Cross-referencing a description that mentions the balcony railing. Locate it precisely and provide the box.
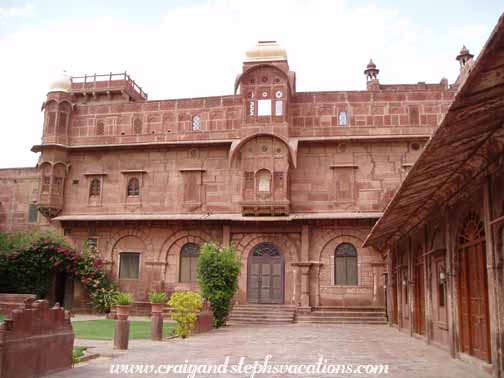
[70,72,148,100]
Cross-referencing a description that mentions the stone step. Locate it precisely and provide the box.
[297,315,387,320]
[312,306,386,312]
[229,312,294,319]
[228,318,295,324]
[232,305,297,310]
[296,319,387,324]
[230,309,296,315]
[297,312,386,318]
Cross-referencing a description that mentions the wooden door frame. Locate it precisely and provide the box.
[457,234,491,362]
[246,244,285,304]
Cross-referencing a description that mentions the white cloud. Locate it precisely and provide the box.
[0,0,490,167]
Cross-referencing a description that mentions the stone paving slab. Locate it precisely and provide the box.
[48,324,489,378]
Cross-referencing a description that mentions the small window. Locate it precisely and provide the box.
[249,101,255,116]
[119,252,140,279]
[28,204,38,223]
[180,243,200,283]
[87,238,98,251]
[256,170,272,193]
[192,115,201,131]
[127,177,140,196]
[89,178,101,197]
[133,118,143,134]
[275,100,283,116]
[438,263,446,307]
[334,243,358,285]
[46,112,57,134]
[57,112,68,134]
[258,99,272,116]
[96,121,105,136]
[339,111,347,126]
[41,177,51,193]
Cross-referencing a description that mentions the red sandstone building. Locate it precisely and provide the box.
[0,40,457,309]
[4,23,504,374]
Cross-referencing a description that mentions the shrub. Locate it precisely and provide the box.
[115,292,133,305]
[197,243,241,328]
[148,291,167,304]
[0,230,118,312]
[168,291,202,338]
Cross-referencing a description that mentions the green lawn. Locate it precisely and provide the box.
[73,320,175,340]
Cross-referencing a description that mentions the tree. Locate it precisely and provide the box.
[197,243,241,327]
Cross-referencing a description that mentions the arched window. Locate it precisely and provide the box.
[334,243,358,285]
[256,169,272,193]
[52,164,66,196]
[40,163,51,193]
[127,177,140,196]
[179,243,200,283]
[192,115,201,131]
[89,178,101,197]
[339,111,347,126]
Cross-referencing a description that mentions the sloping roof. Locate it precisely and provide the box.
[364,13,504,250]
[54,212,383,222]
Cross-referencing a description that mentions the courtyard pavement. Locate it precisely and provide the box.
[48,323,488,378]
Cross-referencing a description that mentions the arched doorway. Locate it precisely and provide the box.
[457,211,491,362]
[247,242,284,304]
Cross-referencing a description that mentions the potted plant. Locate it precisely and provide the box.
[115,292,134,320]
[149,291,167,314]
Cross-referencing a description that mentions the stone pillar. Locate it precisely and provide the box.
[114,320,130,350]
[313,263,322,307]
[300,265,311,309]
[151,313,163,341]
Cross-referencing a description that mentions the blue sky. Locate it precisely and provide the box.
[0,0,502,167]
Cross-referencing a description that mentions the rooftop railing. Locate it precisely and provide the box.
[70,71,148,100]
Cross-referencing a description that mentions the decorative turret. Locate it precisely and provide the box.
[456,45,474,69]
[48,70,72,93]
[364,59,380,90]
[364,59,379,81]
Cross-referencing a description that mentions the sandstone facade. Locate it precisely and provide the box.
[0,41,456,311]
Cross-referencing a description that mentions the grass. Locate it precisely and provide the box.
[73,319,176,340]
[0,314,4,323]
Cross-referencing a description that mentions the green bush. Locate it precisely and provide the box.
[197,243,241,328]
[168,291,202,338]
[148,291,167,304]
[115,292,133,305]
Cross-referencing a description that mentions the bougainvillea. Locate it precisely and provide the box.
[0,231,117,312]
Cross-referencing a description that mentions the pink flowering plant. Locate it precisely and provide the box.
[0,230,117,312]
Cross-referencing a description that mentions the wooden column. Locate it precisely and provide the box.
[483,179,502,377]
[424,227,433,345]
[445,212,457,358]
[222,225,230,247]
[386,251,393,326]
[408,236,414,337]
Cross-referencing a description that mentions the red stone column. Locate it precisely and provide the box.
[151,313,163,341]
[114,320,130,350]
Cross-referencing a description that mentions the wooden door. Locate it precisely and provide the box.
[457,211,491,362]
[247,243,284,304]
[414,258,426,335]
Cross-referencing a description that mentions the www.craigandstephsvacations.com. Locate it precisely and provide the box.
[109,356,390,377]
